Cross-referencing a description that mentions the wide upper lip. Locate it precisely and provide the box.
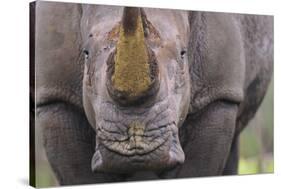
[96,122,175,156]
[94,96,177,156]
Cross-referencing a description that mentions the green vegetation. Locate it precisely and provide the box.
[239,81,274,174]
[239,157,274,174]
[36,163,57,187]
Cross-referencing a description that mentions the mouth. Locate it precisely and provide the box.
[91,101,185,173]
[97,120,172,156]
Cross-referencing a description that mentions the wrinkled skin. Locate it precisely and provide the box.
[35,1,273,185]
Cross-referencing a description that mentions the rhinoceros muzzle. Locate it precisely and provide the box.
[92,122,185,173]
[91,97,185,174]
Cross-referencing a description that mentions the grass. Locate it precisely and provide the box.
[239,157,274,175]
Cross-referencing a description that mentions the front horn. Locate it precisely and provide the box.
[106,7,159,106]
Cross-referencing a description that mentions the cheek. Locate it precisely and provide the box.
[84,55,109,94]
[83,63,92,88]
[159,58,177,87]
[82,58,112,129]
[163,59,188,91]
[82,78,96,130]
[177,70,191,126]
[158,57,191,125]
[178,84,191,126]
[167,63,176,80]
[167,61,191,126]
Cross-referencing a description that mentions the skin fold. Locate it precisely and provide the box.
[35,1,273,185]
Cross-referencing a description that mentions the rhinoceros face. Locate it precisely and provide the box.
[81,6,191,174]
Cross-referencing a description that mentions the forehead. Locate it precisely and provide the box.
[80,5,123,41]
[81,5,189,43]
[144,8,189,42]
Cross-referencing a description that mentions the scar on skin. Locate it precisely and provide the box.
[106,22,120,41]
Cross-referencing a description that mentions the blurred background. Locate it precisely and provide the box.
[34,81,274,187]
[239,80,274,174]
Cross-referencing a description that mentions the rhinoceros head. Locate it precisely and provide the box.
[81,6,191,174]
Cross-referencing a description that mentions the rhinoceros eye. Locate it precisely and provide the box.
[83,49,89,59]
[180,50,186,58]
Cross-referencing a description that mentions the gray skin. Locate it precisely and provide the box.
[35,1,273,185]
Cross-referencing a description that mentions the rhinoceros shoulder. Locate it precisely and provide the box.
[188,12,273,117]
[188,12,245,113]
[35,1,84,110]
[235,14,273,134]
